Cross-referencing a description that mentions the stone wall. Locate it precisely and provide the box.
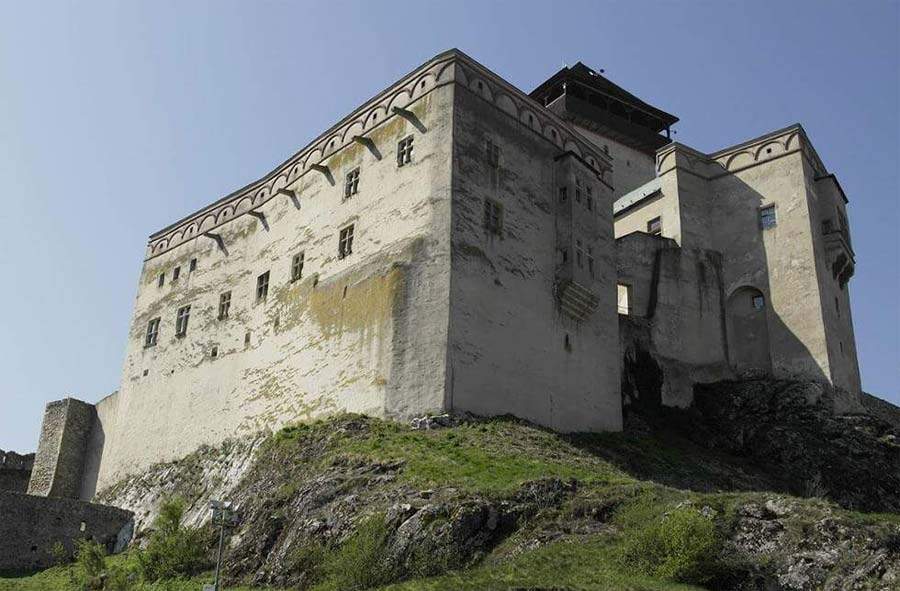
[616,233,732,407]
[27,398,95,498]
[446,78,621,432]
[0,450,34,493]
[88,70,457,495]
[0,491,133,573]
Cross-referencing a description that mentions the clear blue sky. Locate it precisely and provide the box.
[1,1,897,452]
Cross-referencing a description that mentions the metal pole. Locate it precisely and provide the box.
[213,520,225,591]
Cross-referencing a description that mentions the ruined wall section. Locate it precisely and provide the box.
[0,491,133,573]
[27,398,95,498]
[446,78,621,432]
[616,233,731,407]
[90,82,456,494]
[0,450,34,493]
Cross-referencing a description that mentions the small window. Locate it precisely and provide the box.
[145,317,160,347]
[397,136,414,167]
[835,296,840,318]
[575,239,584,268]
[486,138,500,169]
[218,291,231,320]
[344,168,360,199]
[244,331,251,347]
[483,199,502,234]
[617,284,631,315]
[189,258,197,272]
[560,248,568,263]
[291,252,305,282]
[564,333,572,352]
[558,186,568,203]
[210,345,218,359]
[587,245,595,277]
[338,224,355,259]
[647,217,662,236]
[586,185,593,211]
[751,294,765,311]
[175,305,191,337]
[158,273,165,288]
[256,272,270,302]
[575,177,582,203]
[172,266,181,282]
[759,205,777,229]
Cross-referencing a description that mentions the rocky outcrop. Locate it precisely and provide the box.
[680,380,900,513]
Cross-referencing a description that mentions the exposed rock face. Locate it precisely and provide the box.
[683,380,900,513]
[724,497,899,591]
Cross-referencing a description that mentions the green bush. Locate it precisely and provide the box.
[617,502,722,584]
[138,498,210,582]
[71,539,137,591]
[315,514,393,591]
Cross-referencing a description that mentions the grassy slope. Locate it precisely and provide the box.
[3,415,895,591]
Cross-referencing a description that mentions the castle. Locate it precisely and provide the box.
[26,50,860,501]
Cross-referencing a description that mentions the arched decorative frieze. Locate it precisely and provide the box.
[724,151,754,171]
[784,131,799,151]
[495,93,518,117]
[145,51,610,258]
[755,140,785,160]
[656,150,675,173]
[563,140,582,157]
[236,196,254,214]
[387,90,412,114]
[199,215,216,233]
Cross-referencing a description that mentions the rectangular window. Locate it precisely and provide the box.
[344,168,360,199]
[617,284,632,315]
[560,248,568,264]
[558,186,567,203]
[486,138,500,169]
[145,317,160,347]
[397,136,414,167]
[586,185,593,211]
[256,272,270,302]
[575,177,582,203]
[338,225,355,259]
[218,291,231,320]
[175,305,191,337]
[575,239,584,268]
[189,258,197,272]
[647,217,662,236]
[172,266,181,282]
[158,273,165,287]
[291,252,305,282]
[759,205,777,229]
[483,199,502,234]
[752,294,765,310]
[587,245,595,277]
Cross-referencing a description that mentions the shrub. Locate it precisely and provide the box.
[138,498,210,581]
[315,514,393,591]
[617,502,722,584]
[74,538,107,590]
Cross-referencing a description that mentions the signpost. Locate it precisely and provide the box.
[203,500,239,591]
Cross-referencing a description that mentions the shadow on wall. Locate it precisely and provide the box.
[716,175,830,387]
[78,418,106,501]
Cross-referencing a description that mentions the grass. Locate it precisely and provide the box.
[0,558,271,591]
[5,413,898,591]
[336,417,634,494]
[376,536,706,591]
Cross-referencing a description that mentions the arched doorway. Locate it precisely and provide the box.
[726,286,772,375]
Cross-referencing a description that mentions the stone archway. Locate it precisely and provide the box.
[726,286,772,375]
